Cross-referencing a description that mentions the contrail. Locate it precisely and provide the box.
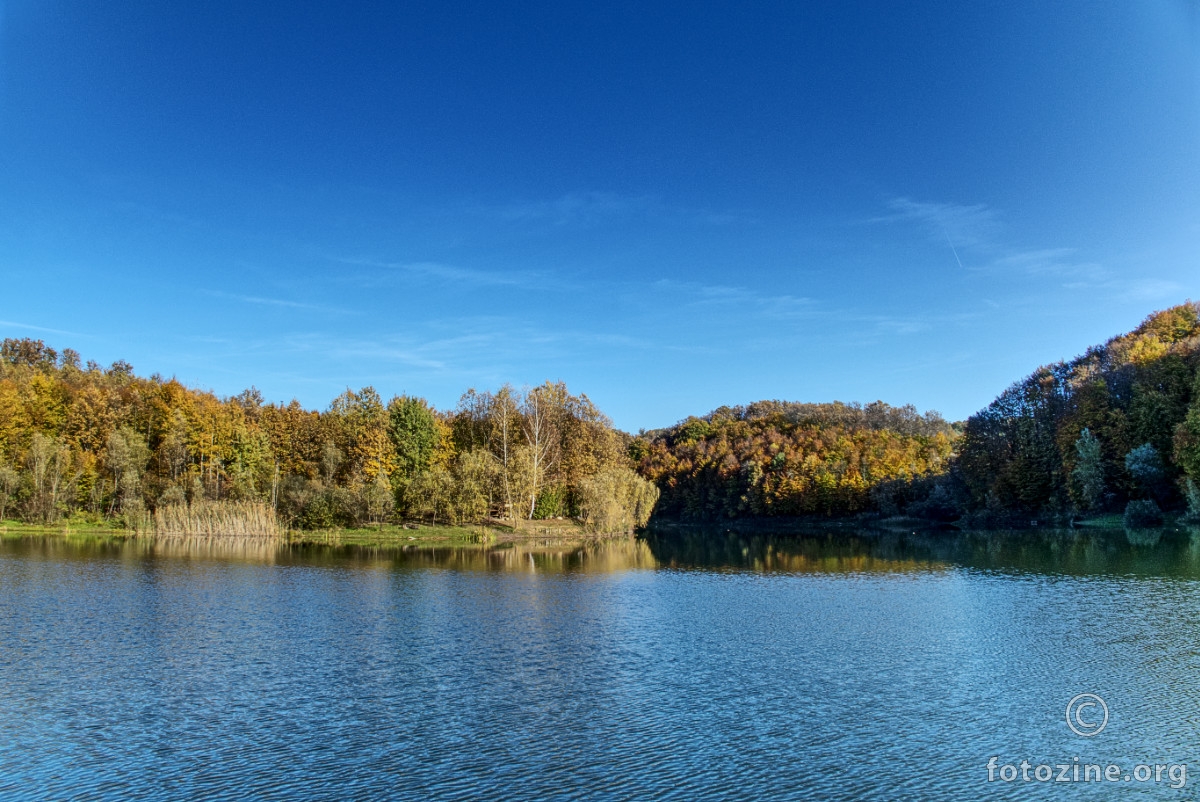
[943,228,964,269]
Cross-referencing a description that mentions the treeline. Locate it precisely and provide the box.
[0,339,657,532]
[632,401,957,519]
[7,301,1198,534]
[953,302,1200,526]
[636,303,1200,527]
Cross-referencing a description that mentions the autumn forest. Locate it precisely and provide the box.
[2,302,1199,534]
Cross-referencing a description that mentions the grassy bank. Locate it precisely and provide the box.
[287,517,596,546]
[0,519,130,540]
[0,516,600,546]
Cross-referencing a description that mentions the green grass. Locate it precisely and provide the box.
[286,517,594,546]
[287,522,497,547]
[0,518,133,540]
[0,515,599,546]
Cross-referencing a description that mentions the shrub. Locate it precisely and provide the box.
[1124,499,1164,529]
[577,467,660,533]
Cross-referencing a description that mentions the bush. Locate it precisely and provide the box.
[1125,443,1166,501]
[298,493,335,530]
[1124,499,1164,529]
[577,467,660,533]
[532,484,567,519]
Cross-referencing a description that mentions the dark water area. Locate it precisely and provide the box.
[2,526,1200,800]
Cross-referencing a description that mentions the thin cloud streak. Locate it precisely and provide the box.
[488,191,753,228]
[880,195,1182,301]
[334,257,544,288]
[657,280,818,320]
[876,197,1000,251]
[0,320,79,336]
[203,290,349,313]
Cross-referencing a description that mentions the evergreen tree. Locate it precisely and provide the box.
[1072,428,1105,511]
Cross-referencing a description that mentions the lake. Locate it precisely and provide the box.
[2,526,1199,800]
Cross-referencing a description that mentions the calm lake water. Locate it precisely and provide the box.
[3,526,1200,800]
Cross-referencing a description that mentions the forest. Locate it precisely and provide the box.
[632,401,957,519]
[0,340,657,534]
[953,302,1200,527]
[2,302,1198,533]
[634,302,1200,526]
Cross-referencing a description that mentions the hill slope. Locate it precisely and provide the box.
[957,302,1200,520]
[633,401,957,520]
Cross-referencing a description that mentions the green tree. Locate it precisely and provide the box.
[329,387,394,480]
[0,462,17,521]
[387,395,438,479]
[1124,443,1165,501]
[106,426,150,516]
[1175,399,1200,482]
[577,466,660,533]
[1071,428,1105,511]
[1182,478,1200,523]
[364,468,394,528]
[407,467,454,525]
[26,432,71,524]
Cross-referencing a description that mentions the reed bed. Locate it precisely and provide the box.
[153,501,283,540]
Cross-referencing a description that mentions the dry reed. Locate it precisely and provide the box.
[153,501,283,540]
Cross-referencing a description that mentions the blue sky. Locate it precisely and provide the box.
[1,0,1197,431]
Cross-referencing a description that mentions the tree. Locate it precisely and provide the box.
[1071,429,1105,511]
[0,462,17,521]
[577,467,660,533]
[364,468,394,528]
[1175,391,1200,482]
[320,441,342,485]
[26,432,70,524]
[521,383,563,519]
[387,395,439,479]
[1124,443,1165,501]
[406,467,454,525]
[106,426,150,515]
[486,386,520,519]
[328,387,394,480]
[451,448,501,523]
[1182,478,1200,523]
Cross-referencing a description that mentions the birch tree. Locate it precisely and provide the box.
[521,383,563,519]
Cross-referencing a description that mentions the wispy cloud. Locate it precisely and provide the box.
[1063,276,1184,301]
[0,320,78,336]
[488,191,750,228]
[878,195,1181,301]
[877,197,1000,252]
[989,247,1105,281]
[203,290,349,314]
[657,280,818,320]
[333,257,542,288]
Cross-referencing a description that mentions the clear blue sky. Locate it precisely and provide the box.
[2,1,1197,431]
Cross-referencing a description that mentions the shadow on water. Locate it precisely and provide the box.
[5,524,1200,578]
[640,522,1200,578]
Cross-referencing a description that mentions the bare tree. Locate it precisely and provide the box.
[521,384,562,519]
[480,386,518,519]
